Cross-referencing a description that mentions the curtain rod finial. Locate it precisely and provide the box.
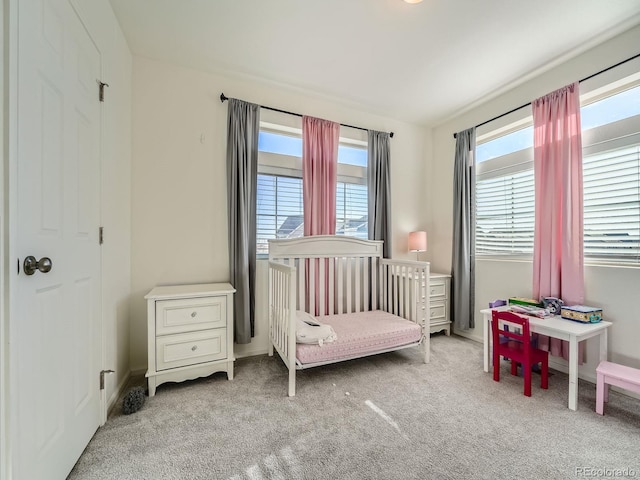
[390,132,394,138]
[220,93,228,103]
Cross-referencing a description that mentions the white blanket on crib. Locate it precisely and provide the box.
[295,311,337,346]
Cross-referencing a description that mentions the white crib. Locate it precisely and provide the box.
[268,235,430,396]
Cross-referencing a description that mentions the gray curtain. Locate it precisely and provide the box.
[367,130,392,258]
[226,98,260,344]
[451,128,476,330]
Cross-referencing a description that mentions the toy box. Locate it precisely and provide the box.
[561,305,603,323]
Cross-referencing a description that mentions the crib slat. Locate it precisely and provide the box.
[277,269,282,352]
[276,269,282,353]
[269,267,274,345]
[309,260,316,316]
[403,265,408,319]
[274,268,278,342]
[387,265,398,313]
[337,257,344,314]
[363,257,369,311]
[346,257,352,313]
[328,257,335,315]
[287,264,297,383]
[398,265,404,318]
[371,258,377,310]
[405,266,410,318]
[285,269,289,354]
[319,259,326,316]
[354,257,361,313]
[411,266,418,322]
[392,265,398,315]
[383,263,389,313]
[298,259,305,312]
[383,263,389,312]
[382,262,387,311]
[280,270,285,354]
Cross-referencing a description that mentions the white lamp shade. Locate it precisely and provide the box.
[408,231,427,252]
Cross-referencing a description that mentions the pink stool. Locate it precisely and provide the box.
[596,361,640,415]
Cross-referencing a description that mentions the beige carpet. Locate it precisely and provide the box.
[69,334,640,480]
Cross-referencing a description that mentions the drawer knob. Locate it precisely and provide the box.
[430,289,435,295]
[191,311,197,318]
[191,345,198,351]
[431,310,436,316]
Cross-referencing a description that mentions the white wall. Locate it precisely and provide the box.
[130,56,430,370]
[1,1,7,476]
[431,25,640,379]
[69,0,133,408]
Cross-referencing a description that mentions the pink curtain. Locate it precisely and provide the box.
[532,82,585,361]
[302,116,339,314]
[302,116,339,236]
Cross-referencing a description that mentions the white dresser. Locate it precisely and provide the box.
[428,273,451,335]
[145,283,235,396]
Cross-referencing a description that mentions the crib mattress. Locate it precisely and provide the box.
[296,310,422,365]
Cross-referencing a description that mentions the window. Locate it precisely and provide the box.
[475,81,640,262]
[257,175,303,255]
[583,145,640,260]
[256,123,368,254]
[476,170,535,255]
[476,123,535,256]
[476,126,533,164]
[336,182,368,237]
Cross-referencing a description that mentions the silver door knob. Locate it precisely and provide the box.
[23,256,52,275]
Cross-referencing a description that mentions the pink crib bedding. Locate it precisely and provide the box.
[295,310,422,365]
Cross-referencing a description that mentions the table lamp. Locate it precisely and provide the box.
[408,231,427,260]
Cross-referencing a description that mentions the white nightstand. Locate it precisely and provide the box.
[145,283,235,396]
[428,273,451,335]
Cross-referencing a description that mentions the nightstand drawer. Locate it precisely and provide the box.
[429,283,446,298]
[430,303,446,320]
[156,329,227,371]
[156,296,226,335]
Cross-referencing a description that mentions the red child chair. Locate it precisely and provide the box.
[491,310,549,397]
[489,300,510,360]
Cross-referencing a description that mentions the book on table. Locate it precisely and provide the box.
[509,304,551,318]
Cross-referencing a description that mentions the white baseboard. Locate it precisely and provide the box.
[234,347,269,359]
[107,371,131,416]
[452,330,480,342]
[130,367,147,377]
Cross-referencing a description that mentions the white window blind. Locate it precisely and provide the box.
[256,174,303,255]
[256,174,369,253]
[336,182,368,238]
[476,169,535,255]
[583,145,640,261]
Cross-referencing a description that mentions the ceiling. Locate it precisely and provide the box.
[109,0,640,126]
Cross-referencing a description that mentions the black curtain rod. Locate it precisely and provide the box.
[453,51,640,139]
[220,93,394,138]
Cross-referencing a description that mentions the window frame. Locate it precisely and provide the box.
[256,119,369,257]
[474,76,640,265]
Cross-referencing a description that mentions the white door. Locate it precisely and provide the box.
[13,0,102,478]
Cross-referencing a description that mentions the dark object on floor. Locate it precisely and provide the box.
[122,386,146,415]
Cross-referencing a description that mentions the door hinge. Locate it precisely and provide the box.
[99,226,104,245]
[98,81,109,102]
[100,370,115,390]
